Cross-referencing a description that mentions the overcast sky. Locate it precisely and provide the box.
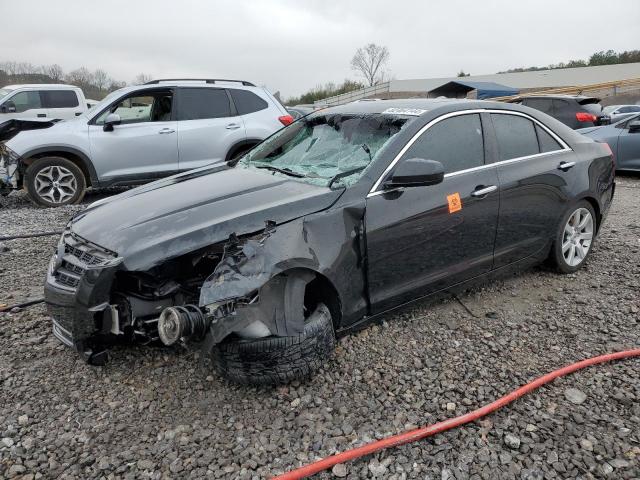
[3,0,639,99]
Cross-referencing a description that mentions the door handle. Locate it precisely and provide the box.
[226,123,241,130]
[558,161,576,171]
[37,113,46,118]
[471,185,498,197]
[158,128,175,134]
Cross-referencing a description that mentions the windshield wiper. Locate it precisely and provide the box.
[327,166,366,189]
[361,143,372,161]
[255,165,306,178]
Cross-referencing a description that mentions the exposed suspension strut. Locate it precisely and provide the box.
[157,305,209,345]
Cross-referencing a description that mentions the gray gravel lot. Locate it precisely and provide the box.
[1,178,639,480]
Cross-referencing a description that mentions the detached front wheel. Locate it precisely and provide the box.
[25,157,86,207]
[211,303,336,386]
[549,201,596,273]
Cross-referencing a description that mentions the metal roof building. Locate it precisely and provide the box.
[316,62,640,106]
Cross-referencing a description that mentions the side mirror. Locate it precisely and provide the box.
[628,121,640,133]
[103,113,121,132]
[1,101,16,113]
[384,158,445,189]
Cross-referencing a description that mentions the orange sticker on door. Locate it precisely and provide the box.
[447,193,462,213]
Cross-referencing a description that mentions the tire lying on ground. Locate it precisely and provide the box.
[25,156,86,207]
[211,303,336,386]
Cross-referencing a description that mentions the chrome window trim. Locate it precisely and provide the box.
[367,109,572,197]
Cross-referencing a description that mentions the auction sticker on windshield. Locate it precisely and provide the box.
[382,108,427,116]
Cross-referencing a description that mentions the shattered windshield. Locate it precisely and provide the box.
[0,88,13,100]
[239,112,410,188]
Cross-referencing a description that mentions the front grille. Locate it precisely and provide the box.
[51,232,117,291]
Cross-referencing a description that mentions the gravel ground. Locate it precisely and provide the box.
[1,178,639,480]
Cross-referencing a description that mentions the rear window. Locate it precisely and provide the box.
[229,89,268,115]
[491,114,539,161]
[42,90,79,108]
[178,88,231,120]
[535,124,562,153]
[523,98,553,115]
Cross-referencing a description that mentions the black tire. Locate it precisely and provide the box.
[548,200,597,274]
[211,303,336,386]
[25,157,86,207]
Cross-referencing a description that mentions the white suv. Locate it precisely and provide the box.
[0,79,292,206]
[0,84,88,120]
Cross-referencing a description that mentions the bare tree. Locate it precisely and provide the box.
[133,73,153,85]
[46,64,64,82]
[92,69,110,91]
[65,67,92,88]
[350,43,389,87]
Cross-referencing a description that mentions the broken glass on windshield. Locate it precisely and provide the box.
[239,113,410,187]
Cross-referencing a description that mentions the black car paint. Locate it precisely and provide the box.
[43,99,615,362]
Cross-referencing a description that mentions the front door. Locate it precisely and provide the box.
[2,90,48,119]
[366,113,500,313]
[617,116,640,171]
[88,89,179,183]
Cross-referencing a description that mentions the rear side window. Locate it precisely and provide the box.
[401,113,484,174]
[491,114,539,161]
[178,88,231,120]
[229,89,269,115]
[618,106,640,114]
[7,91,42,112]
[43,90,79,108]
[552,99,571,113]
[524,98,553,115]
[535,124,562,153]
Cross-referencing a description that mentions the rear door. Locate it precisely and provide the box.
[42,89,84,120]
[176,87,246,170]
[489,112,575,268]
[366,112,500,312]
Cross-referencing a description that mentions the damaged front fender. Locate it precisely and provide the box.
[199,202,368,343]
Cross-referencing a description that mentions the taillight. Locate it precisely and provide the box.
[278,115,294,126]
[576,112,598,123]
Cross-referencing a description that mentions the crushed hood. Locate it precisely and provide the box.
[70,165,343,270]
[0,118,58,142]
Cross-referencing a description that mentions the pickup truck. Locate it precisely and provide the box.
[0,84,88,121]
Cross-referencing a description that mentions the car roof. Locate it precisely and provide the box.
[314,98,492,116]
[3,84,80,90]
[515,94,600,101]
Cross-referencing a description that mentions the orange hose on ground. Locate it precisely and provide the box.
[273,349,640,480]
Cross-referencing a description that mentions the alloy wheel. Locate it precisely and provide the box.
[562,207,593,267]
[34,165,78,204]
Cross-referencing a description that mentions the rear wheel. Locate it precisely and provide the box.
[549,201,596,273]
[25,157,86,207]
[211,303,336,386]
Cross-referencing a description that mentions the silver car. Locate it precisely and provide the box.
[0,79,292,206]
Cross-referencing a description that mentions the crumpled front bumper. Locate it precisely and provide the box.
[44,231,122,360]
[0,143,21,193]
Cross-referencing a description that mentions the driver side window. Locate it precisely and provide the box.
[400,114,484,174]
[95,91,173,125]
[8,91,42,113]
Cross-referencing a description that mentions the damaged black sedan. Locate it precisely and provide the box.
[44,99,615,385]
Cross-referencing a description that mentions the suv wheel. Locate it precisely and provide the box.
[549,200,596,273]
[211,303,336,386]
[25,157,86,207]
